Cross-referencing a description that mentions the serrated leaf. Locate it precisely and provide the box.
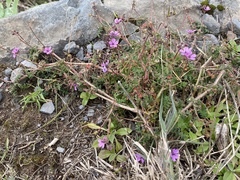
[115,128,132,136]
[99,150,111,159]
[92,139,99,148]
[115,139,122,152]
[116,155,126,162]
[109,153,117,162]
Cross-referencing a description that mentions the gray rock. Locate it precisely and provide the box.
[0,0,114,65]
[4,67,12,76]
[197,34,219,52]
[87,44,93,54]
[76,47,84,60]
[83,116,89,121]
[202,14,220,35]
[87,108,95,117]
[128,32,142,43]
[3,77,10,81]
[40,100,55,114]
[78,104,85,110]
[10,67,24,82]
[93,41,106,51]
[116,22,139,36]
[229,18,240,35]
[63,41,79,54]
[56,147,65,153]
[20,60,37,69]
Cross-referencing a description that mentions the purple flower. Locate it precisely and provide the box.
[109,30,120,37]
[98,136,108,149]
[73,83,78,91]
[43,46,52,54]
[186,29,196,34]
[203,6,211,12]
[101,60,109,73]
[170,149,179,162]
[114,18,122,24]
[135,153,145,164]
[12,47,19,58]
[179,47,197,60]
[109,38,118,48]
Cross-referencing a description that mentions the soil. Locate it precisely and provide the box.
[0,81,108,179]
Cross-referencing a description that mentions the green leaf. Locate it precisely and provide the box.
[234,165,240,173]
[229,40,237,48]
[237,46,240,52]
[109,153,117,162]
[189,131,197,141]
[196,143,209,153]
[223,171,236,180]
[85,123,106,131]
[115,128,132,136]
[80,92,88,99]
[0,4,5,18]
[99,150,111,159]
[116,155,126,162]
[92,139,99,148]
[115,139,123,152]
[89,94,98,100]
[82,98,88,106]
[108,132,115,144]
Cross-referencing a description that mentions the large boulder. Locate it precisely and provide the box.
[103,0,240,36]
[0,0,114,65]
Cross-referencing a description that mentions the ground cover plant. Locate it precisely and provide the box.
[0,1,240,179]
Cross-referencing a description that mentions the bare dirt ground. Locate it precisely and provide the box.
[0,78,109,179]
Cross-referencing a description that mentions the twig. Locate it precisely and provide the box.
[181,70,225,113]
[118,81,154,136]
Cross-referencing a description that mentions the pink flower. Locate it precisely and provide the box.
[170,149,179,162]
[135,153,145,164]
[114,18,122,24]
[186,29,196,34]
[43,46,52,54]
[109,30,120,37]
[101,60,109,73]
[73,83,78,91]
[12,47,19,58]
[109,38,118,48]
[203,6,211,12]
[98,136,108,149]
[179,47,196,60]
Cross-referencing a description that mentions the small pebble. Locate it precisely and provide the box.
[4,67,12,76]
[3,77,9,81]
[40,101,55,115]
[56,147,65,153]
[87,108,95,117]
[87,44,93,54]
[83,116,88,121]
[59,117,65,121]
[79,104,85,110]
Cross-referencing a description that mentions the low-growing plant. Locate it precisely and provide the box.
[86,122,132,163]
[0,0,19,18]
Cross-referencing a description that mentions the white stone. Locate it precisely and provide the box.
[40,101,55,115]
